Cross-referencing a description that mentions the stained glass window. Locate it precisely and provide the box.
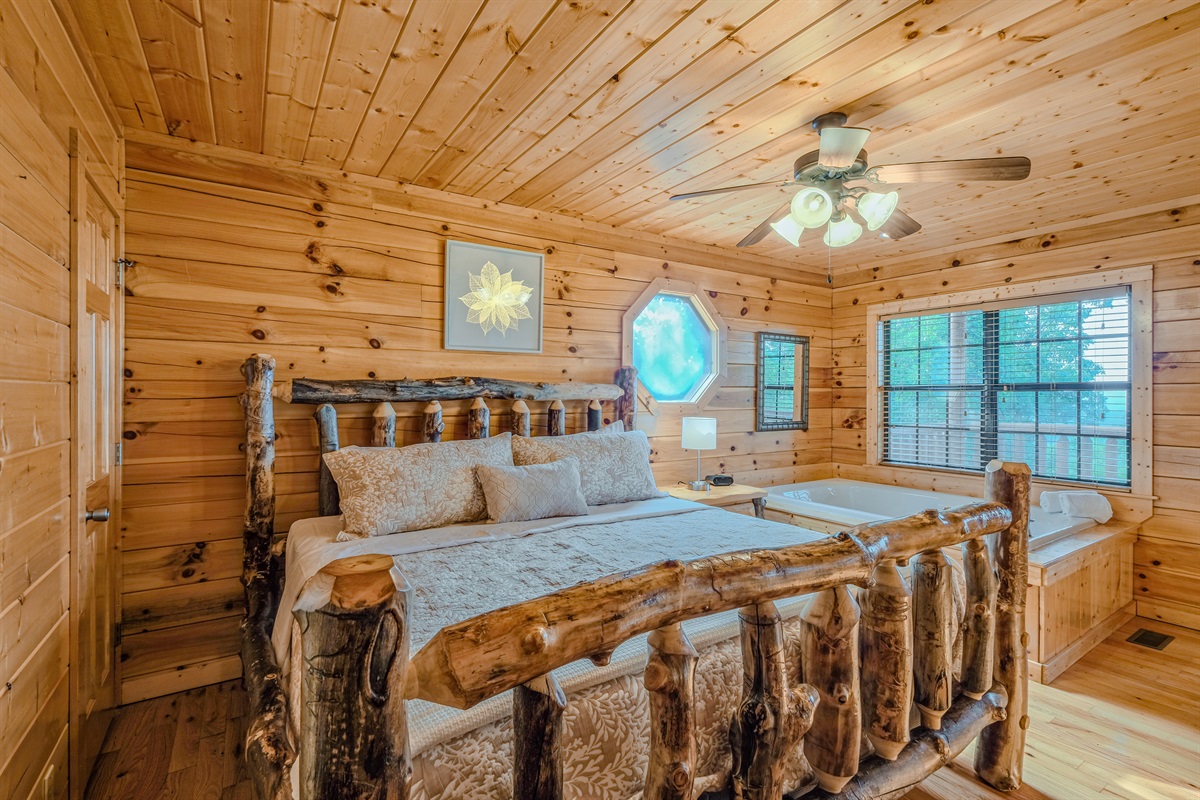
[632,293,717,402]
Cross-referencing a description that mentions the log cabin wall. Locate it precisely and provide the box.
[118,135,834,702]
[0,0,123,797]
[830,206,1200,631]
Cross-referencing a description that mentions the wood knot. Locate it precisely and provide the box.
[834,683,851,705]
[934,734,951,757]
[643,661,670,692]
[520,627,549,655]
[1019,714,1030,730]
[669,762,691,789]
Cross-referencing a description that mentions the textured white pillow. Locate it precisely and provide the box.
[476,458,589,523]
[511,430,663,506]
[324,433,514,537]
[591,419,625,434]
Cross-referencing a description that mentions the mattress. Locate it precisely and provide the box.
[274,499,868,798]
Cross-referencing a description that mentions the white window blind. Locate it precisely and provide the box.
[878,285,1132,487]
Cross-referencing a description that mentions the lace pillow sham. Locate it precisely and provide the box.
[476,457,589,523]
[324,433,514,537]
[511,429,663,506]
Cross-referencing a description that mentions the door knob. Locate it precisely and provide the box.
[85,507,110,522]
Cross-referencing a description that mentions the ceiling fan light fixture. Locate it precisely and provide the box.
[858,190,899,231]
[769,214,804,247]
[789,187,833,228]
[823,215,863,248]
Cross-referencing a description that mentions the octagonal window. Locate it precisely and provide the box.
[631,291,719,403]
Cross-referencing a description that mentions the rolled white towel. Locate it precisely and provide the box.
[1058,491,1113,524]
[1040,491,1065,513]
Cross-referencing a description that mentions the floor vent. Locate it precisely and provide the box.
[1127,628,1174,651]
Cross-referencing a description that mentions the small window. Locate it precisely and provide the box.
[623,279,727,406]
[757,333,809,431]
[878,286,1133,486]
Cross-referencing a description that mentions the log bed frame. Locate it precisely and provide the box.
[238,353,1029,800]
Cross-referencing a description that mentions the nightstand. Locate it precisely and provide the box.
[659,483,768,519]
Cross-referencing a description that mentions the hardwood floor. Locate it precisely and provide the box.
[87,618,1199,800]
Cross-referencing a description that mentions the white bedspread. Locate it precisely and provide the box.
[276,499,829,798]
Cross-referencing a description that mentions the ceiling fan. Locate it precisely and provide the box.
[669,112,1031,249]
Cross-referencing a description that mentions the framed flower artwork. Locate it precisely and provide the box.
[444,240,544,353]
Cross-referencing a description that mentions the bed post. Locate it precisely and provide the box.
[295,554,412,800]
[644,623,699,800]
[587,399,603,432]
[240,354,294,800]
[513,673,566,800]
[859,560,912,761]
[511,400,531,437]
[423,400,444,442]
[730,601,818,799]
[373,402,397,447]
[802,586,862,793]
[961,537,997,699]
[314,404,340,516]
[616,366,637,431]
[976,460,1031,790]
[468,397,491,438]
[912,549,954,730]
[547,399,566,436]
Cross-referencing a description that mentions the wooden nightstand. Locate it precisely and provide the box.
[659,483,768,519]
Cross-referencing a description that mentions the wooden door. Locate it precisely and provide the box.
[69,136,122,796]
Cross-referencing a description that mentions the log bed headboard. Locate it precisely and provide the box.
[238,353,1030,800]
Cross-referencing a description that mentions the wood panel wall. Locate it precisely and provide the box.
[830,205,1200,630]
[0,0,122,797]
[118,135,833,701]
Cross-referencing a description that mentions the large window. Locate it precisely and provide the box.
[878,286,1133,487]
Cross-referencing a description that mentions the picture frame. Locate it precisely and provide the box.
[444,239,544,353]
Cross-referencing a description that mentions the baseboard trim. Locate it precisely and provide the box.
[1028,600,1136,685]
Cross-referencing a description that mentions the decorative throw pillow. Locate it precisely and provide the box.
[590,420,625,434]
[476,458,589,523]
[511,430,663,506]
[324,433,514,537]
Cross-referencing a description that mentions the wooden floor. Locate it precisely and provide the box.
[87,617,1199,800]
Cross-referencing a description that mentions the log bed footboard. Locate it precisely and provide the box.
[238,354,1030,800]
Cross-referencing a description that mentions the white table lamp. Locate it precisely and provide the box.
[681,417,717,491]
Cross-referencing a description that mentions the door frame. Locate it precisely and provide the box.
[67,128,125,799]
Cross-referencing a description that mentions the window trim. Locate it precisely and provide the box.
[756,332,810,432]
[621,277,729,408]
[865,266,1153,495]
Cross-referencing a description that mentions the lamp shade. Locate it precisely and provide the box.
[857,190,899,231]
[769,214,804,247]
[681,416,717,450]
[823,215,863,247]
[789,187,834,229]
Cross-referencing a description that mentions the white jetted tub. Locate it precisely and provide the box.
[765,478,1094,550]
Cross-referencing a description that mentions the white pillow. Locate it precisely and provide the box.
[324,434,514,537]
[511,430,663,506]
[476,458,589,523]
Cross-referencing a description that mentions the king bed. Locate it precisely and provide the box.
[237,354,1031,800]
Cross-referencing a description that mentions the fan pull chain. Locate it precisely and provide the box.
[827,245,832,284]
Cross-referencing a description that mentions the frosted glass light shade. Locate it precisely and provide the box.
[857,191,899,231]
[769,214,804,246]
[789,187,834,229]
[824,216,863,247]
[681,416,717,450]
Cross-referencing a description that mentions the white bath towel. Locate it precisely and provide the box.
[1040,490,1113,523]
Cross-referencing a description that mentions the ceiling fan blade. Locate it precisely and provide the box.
[737,202,791,247]
[669,179,793,201]
[872,156,1031,184]
[877,208,922,240]
[818,126,871,169]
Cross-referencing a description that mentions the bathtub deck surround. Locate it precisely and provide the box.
[762,479,1136,684]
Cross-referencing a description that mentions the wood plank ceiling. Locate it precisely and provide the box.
[71,0,1200,276]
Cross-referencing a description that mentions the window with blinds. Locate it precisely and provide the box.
[878,286,1132,487]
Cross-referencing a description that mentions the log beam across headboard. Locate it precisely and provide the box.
[275,375,627,404]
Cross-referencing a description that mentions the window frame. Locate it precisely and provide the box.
[865,267,1153,496]
[622,277,729,408]
[756,332,810,432]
